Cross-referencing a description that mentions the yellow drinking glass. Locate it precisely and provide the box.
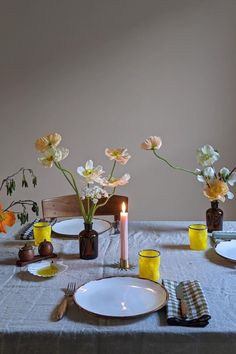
[33,222,51,246]
[138,249,160,282]
[188,224,208,251]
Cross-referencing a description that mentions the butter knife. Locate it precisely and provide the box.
[176,283,188,319]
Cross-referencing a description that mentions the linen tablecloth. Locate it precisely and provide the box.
[0,221,236,354]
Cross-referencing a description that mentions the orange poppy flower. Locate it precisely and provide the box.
[0,204,16,233]
[203,179,229,202]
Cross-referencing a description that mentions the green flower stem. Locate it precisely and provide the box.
[86,197,90,218]
[54,162,86,219]
[153,150,197,176]
[87,203,96,224]
[108,160,116,181]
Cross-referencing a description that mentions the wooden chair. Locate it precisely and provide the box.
[41,194,128,222]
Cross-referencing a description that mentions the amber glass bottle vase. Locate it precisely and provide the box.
[206,200,223,233]
[79,223,98,260]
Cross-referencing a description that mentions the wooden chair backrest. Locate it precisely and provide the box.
[42,194,128,221]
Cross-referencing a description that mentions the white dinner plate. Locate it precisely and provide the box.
[215,240,236,262]
[52,218,111,237]
[27,260,68,277]
[74,276,168,318]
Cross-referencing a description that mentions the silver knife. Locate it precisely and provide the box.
[176,283,188,319]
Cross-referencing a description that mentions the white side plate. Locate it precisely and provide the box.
[52,218,111,236]
[27,260,68,277]
[215,240,236,262]
[74,276,168,318]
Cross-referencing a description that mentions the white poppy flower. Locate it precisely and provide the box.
[38,147,69,168]
[195,169,205,183]
[77,160,105,183]
[227,191,234,199]
[228,172,236,186]
[203,167,215,179]
[219,167,230,180]
[197,175,205,183]
[196,145,220,167]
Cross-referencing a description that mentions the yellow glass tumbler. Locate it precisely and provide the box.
[33,222,51,246]
[138,249,160,282]
[188,224,208,251]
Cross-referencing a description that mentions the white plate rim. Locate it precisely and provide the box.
[73,276,168,319]
[52,217,112,237]
[27,260,68,277]
[215,240,236,262]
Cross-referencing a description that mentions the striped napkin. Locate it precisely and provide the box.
[162,279,211,327]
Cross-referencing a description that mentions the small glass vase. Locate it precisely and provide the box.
[79,223,98,260]
[206,200,223,233]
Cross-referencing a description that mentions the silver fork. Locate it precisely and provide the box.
[55,282,76,321]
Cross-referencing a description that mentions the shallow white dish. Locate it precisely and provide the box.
[52,218,111,237]
[215,240,236,262]
[74,276,168,318]
[27,260,68,277]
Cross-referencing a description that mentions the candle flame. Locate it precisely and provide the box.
[121,202,126,213]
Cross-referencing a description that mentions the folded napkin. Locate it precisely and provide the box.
[211,231,236,241]
[162,279,211,327]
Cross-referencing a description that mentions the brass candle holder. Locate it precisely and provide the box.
[111,258,134,271]
[119,258,130,270]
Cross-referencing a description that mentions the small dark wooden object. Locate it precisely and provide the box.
[38,239,54,256]
[18,244,35,262]
[16,253,57,267]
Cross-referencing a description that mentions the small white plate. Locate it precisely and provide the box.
[74,276,168,318]
[52,218,111,237]
[215,240,236,262]
[27,260,68,277]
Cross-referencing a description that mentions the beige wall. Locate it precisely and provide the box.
[0,0,236,221]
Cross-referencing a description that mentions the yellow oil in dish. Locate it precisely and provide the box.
[37,264,59,277]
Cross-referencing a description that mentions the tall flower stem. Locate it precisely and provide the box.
[54,162,86,219]
[153,150,197,176]
[108,161,116,181]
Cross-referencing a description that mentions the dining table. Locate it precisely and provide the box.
[0,220,236,354]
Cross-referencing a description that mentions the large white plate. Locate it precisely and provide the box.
[215,240,236,262]
[52,218,111,237]
[74,276,168,318]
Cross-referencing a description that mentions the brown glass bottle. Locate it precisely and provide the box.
[79,223,98,260]
[206,200,223,233]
